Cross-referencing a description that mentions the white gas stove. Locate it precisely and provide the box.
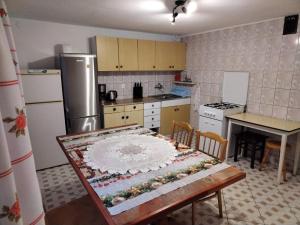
[199,72,249,137]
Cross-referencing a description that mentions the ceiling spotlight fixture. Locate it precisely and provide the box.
[171,0,197,24]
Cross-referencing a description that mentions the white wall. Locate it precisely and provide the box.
[11,18,178,69]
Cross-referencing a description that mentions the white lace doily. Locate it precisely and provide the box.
[83,134,178,174]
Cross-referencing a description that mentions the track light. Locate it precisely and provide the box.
[170,0,197,24]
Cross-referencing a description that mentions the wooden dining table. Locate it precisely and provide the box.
[56,124,245,225]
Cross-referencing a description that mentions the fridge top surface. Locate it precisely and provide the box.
[60,53,96,58]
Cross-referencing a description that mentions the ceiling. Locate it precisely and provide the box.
[6,0,300,35]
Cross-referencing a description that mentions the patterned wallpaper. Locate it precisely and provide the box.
[183,17,300,128]
[97,72,175,99]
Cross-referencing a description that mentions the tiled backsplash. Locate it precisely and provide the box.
[183,17,300,128]
[97,72,175,99]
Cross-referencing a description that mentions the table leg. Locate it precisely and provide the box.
[225,120,233,161]
[293,132,300,175]
[277,134,287,184]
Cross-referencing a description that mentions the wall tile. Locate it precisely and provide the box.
[272,106,287,119]
[249,71,263,87]
[98,72,175,99]
[281,34,298,52]
[259,104,273,116]
[276,71,293,89]
[264,51,280,71]
[185,17,299,122]
[260,88,275,104]
[210,84,221,97]
[262,70,277,88]
[292,74,300,90]
[200,83,211,95]
[247,103,260,114]
[247,86,261,103]
[289,90,300,108]
[274,89,290,107]
[287,108,300,121]
[278,51,296,71]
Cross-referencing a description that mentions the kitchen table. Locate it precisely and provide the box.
[226,113,300,184]
[56,124,245,225]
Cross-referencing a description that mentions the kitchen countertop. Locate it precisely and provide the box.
[101,96,190,106]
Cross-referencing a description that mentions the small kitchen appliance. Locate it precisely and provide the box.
[106,90,118,101]
[98,83,106,100]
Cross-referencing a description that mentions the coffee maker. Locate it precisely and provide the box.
[98,84,106,100]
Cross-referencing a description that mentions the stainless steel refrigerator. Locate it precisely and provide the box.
[60,54,101,134]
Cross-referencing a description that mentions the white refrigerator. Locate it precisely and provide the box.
[22,69,68,170]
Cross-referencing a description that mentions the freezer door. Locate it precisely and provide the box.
[61,55,99,118]
[22,73,63,103]
[67,116,101,134]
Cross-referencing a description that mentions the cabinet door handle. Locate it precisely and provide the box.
[152,118,154,120]
[133,106,136,109]
[121,116,125,119]
[120,65,123,68]
[116,65,119,68]
[153,65,156,69]
[126,116,129,119]
[152,111,154,114]
[169,65,172,68]
[152,104,154,107]
[113,108,116,111]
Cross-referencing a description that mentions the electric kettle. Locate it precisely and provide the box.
[106,90,118,101]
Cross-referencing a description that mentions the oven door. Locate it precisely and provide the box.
[199,116,223,136]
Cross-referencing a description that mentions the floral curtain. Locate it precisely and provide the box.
[0,1,45,225]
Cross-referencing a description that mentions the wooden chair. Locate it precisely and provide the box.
[192,131,228,225]
[45,195,103,225]
[170,121,194,147]
[259,139,291,181]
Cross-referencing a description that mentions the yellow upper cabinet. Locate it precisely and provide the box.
[155,41,174,71]
[118,38,138,71]
[96,36,119,71]
[155,41,186,71]
[96,36,186,72]
[174,42,186,71]
[138,40,156,71]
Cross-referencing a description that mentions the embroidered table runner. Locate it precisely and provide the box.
[57,125,230,215]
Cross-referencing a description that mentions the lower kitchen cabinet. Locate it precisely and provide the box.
[160,104,190,135]
[104,112,125,128]
[125,110,144,125]
[104,103,144,128]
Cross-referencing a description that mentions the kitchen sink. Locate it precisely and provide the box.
[151,94,181,100]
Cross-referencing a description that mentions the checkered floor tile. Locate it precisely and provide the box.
[38,158,300,225]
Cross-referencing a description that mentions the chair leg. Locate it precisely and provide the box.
[259,148,270,171]
[250,146,256,169]
[217,190,223,218]
[192,202,195,225]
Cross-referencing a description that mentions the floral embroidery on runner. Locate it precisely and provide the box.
[101,158,220,207]
[3,107,26,137]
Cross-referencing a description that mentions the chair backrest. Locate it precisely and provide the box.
[170,121,194,147]
[195,131,228,161]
